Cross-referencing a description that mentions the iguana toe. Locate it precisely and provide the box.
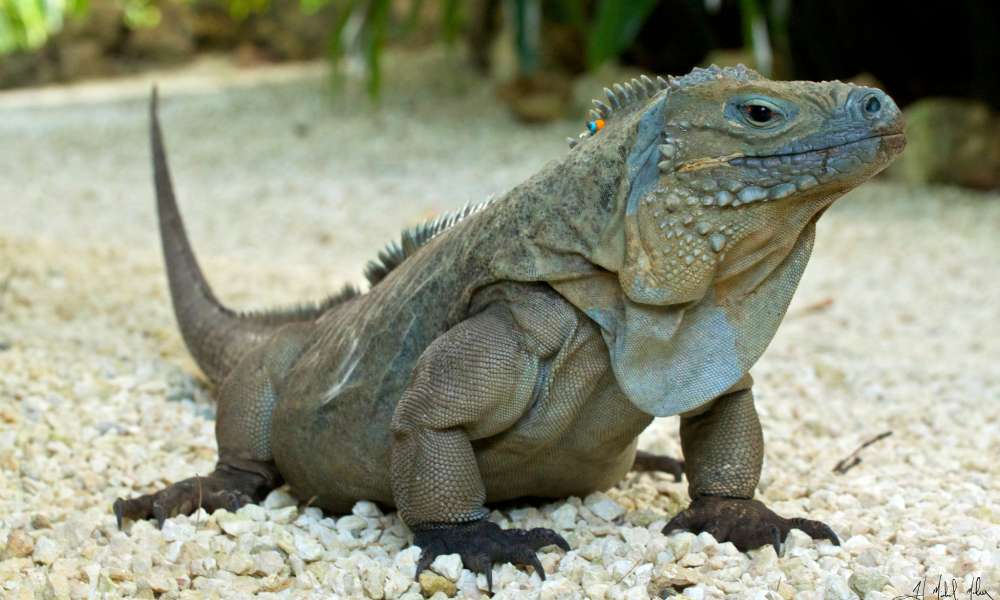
[632,450,685,482]
[663,496,840,554]
[412,520,569,591]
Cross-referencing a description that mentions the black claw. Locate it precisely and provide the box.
[113,499,125,529]
[770,524,782,555]
[528,554,546,581]
[412,520,568,590]
[662,496,839,554]
[152,502,167,529]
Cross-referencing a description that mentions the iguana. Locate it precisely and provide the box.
[115,66,905,588]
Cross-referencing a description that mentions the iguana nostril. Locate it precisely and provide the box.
[863,94,881,116]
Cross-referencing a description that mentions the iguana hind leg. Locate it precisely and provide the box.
[115,326,308,527]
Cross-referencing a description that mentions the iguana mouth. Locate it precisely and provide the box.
[736,132,905,161]
[669,133,903,208]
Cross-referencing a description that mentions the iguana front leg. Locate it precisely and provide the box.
[390,304,569,590]
[664,382,839,552]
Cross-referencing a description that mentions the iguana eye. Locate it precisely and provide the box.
[743,104,773,123]
[733,98,786,128]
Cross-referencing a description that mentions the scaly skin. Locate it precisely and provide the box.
[115,67,905,588]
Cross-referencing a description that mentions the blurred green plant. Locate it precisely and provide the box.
[2,0,776,97]
[584,0,658,70]
[1,0,87,53]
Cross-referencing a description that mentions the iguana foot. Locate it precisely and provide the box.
[663,496,839,553]
[413,520,569,591]
[632,450,685,482]
[113,463,277,528]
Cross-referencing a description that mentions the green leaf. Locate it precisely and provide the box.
[586,0,658,69]
[364,0,390,100]
[440,0,460,44]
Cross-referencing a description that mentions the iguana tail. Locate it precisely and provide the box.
[150,88,356,384]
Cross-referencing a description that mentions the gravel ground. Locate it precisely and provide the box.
[1,51,998,600]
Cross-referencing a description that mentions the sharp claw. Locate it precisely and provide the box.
[113,499,125,529]
[663,511,691,534]
[528,554,546,581]
[415,551,434,581]
[788,517,840,545]
[770,524,782,556]
[485,566,493,593]
[153,505,167,529]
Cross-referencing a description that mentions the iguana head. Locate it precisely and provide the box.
[570,65,905,305]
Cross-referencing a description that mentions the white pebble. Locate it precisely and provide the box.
[253,550,285,576]
[678,551,706,567]
[843,535,872,552]
[550,504,579,529]
[32,537,60,565]
[430,553,463,581]
[160,520,195,543]
[584,492,625,522]
[294,532,324,561]
[216,511,256,536]
[263,489,299,510]
[824,574,853,600]
[239,504,267,522]
[352,500,383,518]
[337,515,368,536]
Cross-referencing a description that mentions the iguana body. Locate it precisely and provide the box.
[116,67,905,585]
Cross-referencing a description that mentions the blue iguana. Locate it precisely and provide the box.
[115,66,905,588]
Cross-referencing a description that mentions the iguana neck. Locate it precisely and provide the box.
[479,131,633,284]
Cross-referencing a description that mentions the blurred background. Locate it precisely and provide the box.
[2,0,999,189]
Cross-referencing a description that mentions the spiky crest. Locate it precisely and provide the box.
[363,198,497,286]
[566,65,763,149]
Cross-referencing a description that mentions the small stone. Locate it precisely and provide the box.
[160,520,195,543]
[539,576,576,599]
[749,545,778,574]
[263,489,298,510]
[692,532,718,553]
[146,571,177,594]
[216,511,256,536]
[584,492,625,522]
[294,532,324,561]
[430,553,463,581]
[550,504,578,529]
[253,550,285,576]
[824,574,853,600]
[337,515,368,536]
[3,530,34,559]
[849,570,890,596]
[682,585,705,599]
[667,531,695,560]
[395,546,422,576]
[678,551,706,567]
[352,500,382,518]
[843,535,872,552]
[239,504,267,522]
[419,571,457,597]
[32,536,60,565]
[270,506,298,524]
[219,550,253,575]
[784,528,813,553]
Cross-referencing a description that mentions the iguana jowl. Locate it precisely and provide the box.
[115,66,905,586]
